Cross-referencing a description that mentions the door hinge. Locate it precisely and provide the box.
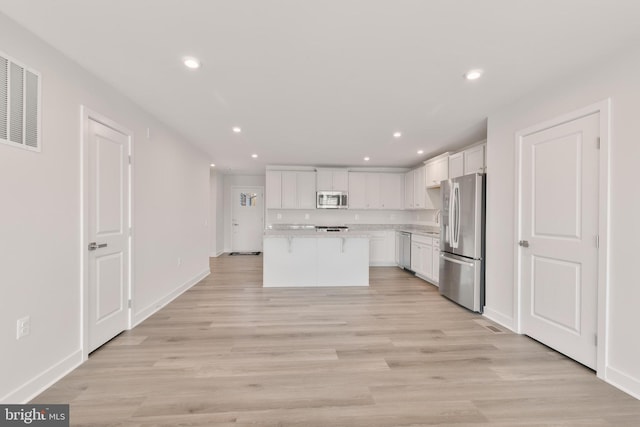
[596,137,600,149]
[129,227,132,236]
[128,155,132,164]
[128,299,132,309]
[596,235,600,248]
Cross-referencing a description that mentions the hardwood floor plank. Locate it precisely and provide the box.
[30,255,640,426]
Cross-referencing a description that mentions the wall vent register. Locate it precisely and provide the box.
[0,51,41,151]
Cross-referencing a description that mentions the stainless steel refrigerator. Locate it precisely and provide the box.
[439,173,485,313]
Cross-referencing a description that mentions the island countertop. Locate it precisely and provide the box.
[264,229,371,238]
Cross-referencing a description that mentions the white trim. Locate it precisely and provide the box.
[80,106,134,361]
[606,366,640,400]
[132,268,210,327]
[482,307,515,332]
[513,98,611,377]
[230,185,265,252]
[210,250,225,257]
[0,350,82,404]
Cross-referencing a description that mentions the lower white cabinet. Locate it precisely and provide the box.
[369,230,396,266]
[432,239,440,286]
[410,234,439,285]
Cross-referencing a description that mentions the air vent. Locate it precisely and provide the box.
[0,52,41,151]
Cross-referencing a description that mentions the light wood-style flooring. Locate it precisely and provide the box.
[34,255,640,426]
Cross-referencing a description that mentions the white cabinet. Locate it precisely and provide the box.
[432,239,440,286]
[410,234,438,285]
[266,171,283,209]
[413,166,426,209]
[316,169,348,192]
[379,174,403,209]
[404,171,414,209]
[448,152,464,179]
[275,170,316,209]
[425,155,449,188]
[448,143,486,179]
[349,172,403,210]
[463,144,486,175]
[369,230,396,266]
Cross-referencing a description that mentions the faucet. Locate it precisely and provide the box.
[435,209,441,225]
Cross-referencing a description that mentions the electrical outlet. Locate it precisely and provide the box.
[16,316,30,340]
[177,257,182,267]
[354,214,360,220]
[146,127,151,139]
[304,213,310,220]
[277,213,282,220]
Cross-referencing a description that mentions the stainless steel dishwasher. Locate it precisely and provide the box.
[397,231,412,270]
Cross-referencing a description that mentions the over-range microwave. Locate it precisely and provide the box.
[317,191,348,209]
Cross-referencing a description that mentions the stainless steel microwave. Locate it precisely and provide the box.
[317,191,348,209]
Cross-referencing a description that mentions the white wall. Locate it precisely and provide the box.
[485,47,640,398]
[223,174,266,251]
[0,13,210,402]
[209,169,225,257]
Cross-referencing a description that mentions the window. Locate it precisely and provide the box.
[240,192,258,207]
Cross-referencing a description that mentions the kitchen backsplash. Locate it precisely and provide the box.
[266,209,439,227]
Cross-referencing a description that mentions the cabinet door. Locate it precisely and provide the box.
[266,171,282,209]
[369,232,385,264]
[404,171,414,209]
[414,166,426,209]
[332,171,349,192]
[410,242,421,274]
[449,152,464,179]
[316,171,333,191]
[281,171,298,209]
[379,174,403,210]
[424,242,433,280]
[395,233,401,265]
[432,240,440,285]
[464,144,485,174]
[426,157,449,188]
[365,173,381,209]
[348,172,367,209]
[297,172,317,209]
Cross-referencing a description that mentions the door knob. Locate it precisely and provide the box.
[88,242,108,251]
[518,240,529,248]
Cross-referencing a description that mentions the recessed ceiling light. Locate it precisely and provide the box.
[232,127,242,133]
[183,56,201,69]
[364,157,370,161]
[251,154,258,158]
[210,163,216,167]
[417,150,424,155]
[393,132,402,138]
[464,69,483,80]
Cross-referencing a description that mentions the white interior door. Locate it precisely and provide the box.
[519,112,599,369]
[88,119,129,352]
[232,187,264,252]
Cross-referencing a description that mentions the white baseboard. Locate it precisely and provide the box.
[210,250,224,258]
[482,307,515,332]
[606,365,640,400]
[132,268,210,327]
[1,350,83,404]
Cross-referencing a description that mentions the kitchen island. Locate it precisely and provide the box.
[263,229,370,287]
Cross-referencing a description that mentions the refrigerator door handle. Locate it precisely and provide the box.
[441,254,475,267]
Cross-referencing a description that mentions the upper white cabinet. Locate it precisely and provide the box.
[266,171,283,209]
[316,168,348,192]
[349,172,403,210]
[463,144,486,175]
[413,166,426,209]
[269,170,316,209]
[448,152,464,179]
[404,171,415,209]
[448,143,486,179]
[425,154,449,188]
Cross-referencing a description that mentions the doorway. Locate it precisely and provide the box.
[515,100,610,375]
[82,107,132,356]
[231,186,264,252]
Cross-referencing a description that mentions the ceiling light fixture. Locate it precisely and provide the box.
[364,157,370,161]
[464,69,483,80]
[210,163,216,167]
[393,132,402,138]
[251,154,258,158]
[232,127,242,133]
[183,56,201,69]
[417,150,424,155]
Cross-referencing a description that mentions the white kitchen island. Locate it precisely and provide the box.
[263,230,370,287]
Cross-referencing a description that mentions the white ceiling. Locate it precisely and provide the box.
[1,0,640,174]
